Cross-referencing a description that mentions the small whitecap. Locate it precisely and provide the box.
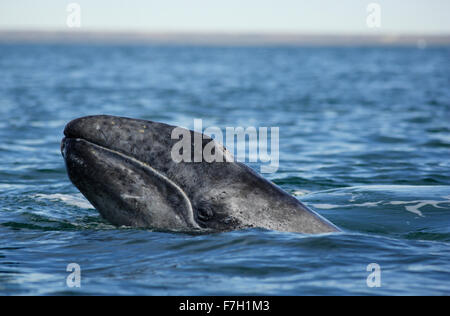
[311,204,341,209]
[34,193,94,209]
[292,190,310,196]
[389,199,449,217]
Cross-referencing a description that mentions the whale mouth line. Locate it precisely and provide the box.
[64,136,148,169]
[62,134,139,164]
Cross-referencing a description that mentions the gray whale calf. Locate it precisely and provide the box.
[61,115,339,234]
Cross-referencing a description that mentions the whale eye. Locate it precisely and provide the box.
[197,206,214,221]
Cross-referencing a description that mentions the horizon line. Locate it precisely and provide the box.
[1,29,450,46]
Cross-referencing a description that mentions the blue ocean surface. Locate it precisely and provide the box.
[0,44,449,295]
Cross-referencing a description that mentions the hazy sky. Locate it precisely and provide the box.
[1,0,449,34]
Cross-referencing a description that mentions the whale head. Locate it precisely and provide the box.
[61,115,339,234]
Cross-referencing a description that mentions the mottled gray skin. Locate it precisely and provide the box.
[61,115,339,234]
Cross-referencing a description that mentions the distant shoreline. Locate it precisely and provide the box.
[1,30,450,46]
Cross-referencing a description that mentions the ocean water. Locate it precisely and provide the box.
[0,44,449,295]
